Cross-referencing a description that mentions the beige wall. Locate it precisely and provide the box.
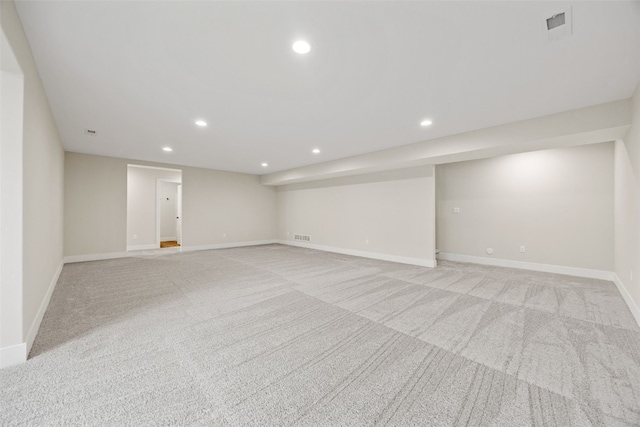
[127,166,181,248]
[276,167,436,264]
[436,143,614,271]
[182,167,277,247]
[615,81,640,316]
[1,1,65,352]
[65,153,127,256]
[65,153,277,257]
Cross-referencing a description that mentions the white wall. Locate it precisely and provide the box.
[263,100,630,186]
[1,0,65,367]
[65,152,277,258]
[276,167,436,266]
[615,81,640,322]
[126,166,181,249]
[159,181,179,241]
[436,143,614,272]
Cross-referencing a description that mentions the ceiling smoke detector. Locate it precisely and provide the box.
[544,8,572,42]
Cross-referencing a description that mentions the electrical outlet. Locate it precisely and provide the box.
[365,239,369,245]
[453,207,460,214]
[222,233,226,238]
[520,246,525,253]
[133,234,138,240]
[631,270,634,281]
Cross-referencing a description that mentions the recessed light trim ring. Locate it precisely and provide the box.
[292,40,311,54]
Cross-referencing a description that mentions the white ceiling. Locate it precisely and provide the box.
[15,1,640,175]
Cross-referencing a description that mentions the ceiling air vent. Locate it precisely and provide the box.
[85,129,97,136]
[546,13,565,30]
[545,8,572,41]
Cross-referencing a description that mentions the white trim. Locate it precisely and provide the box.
[126,244,158,251]
[612,273,640,328]
[437,252,614,280]
[127,164,182,173]
[0,342,26,369]
[277,240,436,268]
[26,262,63,354]
[176,184,182,246]
[64,252,128,264]
[428,165,437,266]
[160,237,177,242]
[181,240,277,252]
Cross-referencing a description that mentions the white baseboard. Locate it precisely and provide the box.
[1,262,62,369]
[25,262,63,355]
[181,240,277,252]
[64,251,128,264]
[437,252,614,281]
[126,243,158,251]
[277,240,436,268]
[612,273,640,328]
[0,342,26,369]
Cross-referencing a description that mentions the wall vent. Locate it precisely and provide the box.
[294,234,311,242]
[544,8,572,41]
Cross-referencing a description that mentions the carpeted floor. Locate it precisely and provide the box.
[2,244,639,426]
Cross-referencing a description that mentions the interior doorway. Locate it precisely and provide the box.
[157,180,181,248]
[126,165,182,251]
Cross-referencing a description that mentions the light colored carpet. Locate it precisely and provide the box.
[2,244,639,426]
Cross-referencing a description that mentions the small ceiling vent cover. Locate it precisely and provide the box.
[544,7,572,41]
[546,13,565,30]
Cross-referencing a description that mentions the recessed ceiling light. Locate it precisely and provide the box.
[195,120,207,127]
[261,162,268,167]
[420,119,433,127]
[292,40,311,54]
[312,148,320,154]
[163,147,173,152]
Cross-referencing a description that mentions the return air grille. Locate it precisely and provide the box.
[294,234,310,242]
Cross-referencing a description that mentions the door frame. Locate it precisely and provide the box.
[156,178,182,249]
[176,183,182,246]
